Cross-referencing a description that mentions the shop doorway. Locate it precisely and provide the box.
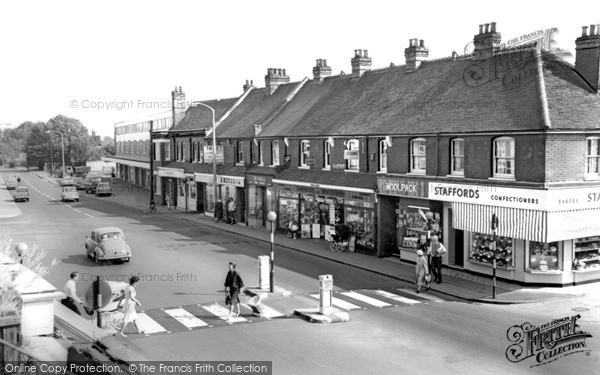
[448,209,464,267]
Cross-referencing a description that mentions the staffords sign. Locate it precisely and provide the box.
[377,178,428,198]
[429,182,546,210]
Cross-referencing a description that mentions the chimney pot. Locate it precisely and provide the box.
[419,39,425,48]
[283,69,286,75]
[364,49,368,58]
[324,59,327,66]
[491,22,496,33]
[597,24,600,35]
[591,25,597,36]
[251,80,253,85]
[479,24,484,34]
[583,26,589,37]
[485,23,490,33]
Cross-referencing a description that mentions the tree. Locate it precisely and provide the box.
[46,115,93,166]
[23,124,50,170]
[102,136,115,156]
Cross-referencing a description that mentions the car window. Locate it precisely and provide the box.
[100,232,123,240]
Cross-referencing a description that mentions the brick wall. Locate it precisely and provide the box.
[388,137,409,174]
[464,135,492,179]
[546,134,587,182]
[514,134,545,182]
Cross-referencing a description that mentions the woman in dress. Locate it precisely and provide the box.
[415,250,430,293]
[119,276,143,337]
[224,262,244,319]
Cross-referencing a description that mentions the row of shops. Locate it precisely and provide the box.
[155,166,600,286]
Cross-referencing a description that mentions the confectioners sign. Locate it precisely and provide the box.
[428,182,546,210]
[377,178,428,198]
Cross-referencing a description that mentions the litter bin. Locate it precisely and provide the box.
[319,274,333,315]
[258,255,270,290]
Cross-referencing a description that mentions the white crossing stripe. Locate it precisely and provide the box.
[396,288,445,303]
[309,294,362,310]
[202,303,247,323]
[135,313,167,333]
[340,291,391,308]
[241,303,284,319]
[84,213,94,218]
[164,308,208,328]
[374,290,421,305]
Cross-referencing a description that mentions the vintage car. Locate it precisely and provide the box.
[60,177,76,187]
[96,182,112,196]
[6,178,18,190]
[60,185,80,202]
[13,186,30,202]
[85,227,131,263]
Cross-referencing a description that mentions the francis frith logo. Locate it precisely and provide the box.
[505,314,592,367]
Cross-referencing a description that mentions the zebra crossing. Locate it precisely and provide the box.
[124,288,444,337]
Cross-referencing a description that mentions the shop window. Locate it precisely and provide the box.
[345,203,375,250]
[573,236,600,271]
[178,182,185,198]
[410,138,426,174]
[324,141,331,169]
[586,137,600,176]
[236,141,244,164]
[300,140,310,167]
[451,138,464,176]
[528,241,560,271]
[189,182,197,200]
[397,206,442,249]
[272,140,280,166]
[258,141,264,165]
[379,140,387,172]
[469,233,514,269]
[278,197,299,228]
[493,137,515,178]
[248,186,264,219]
[345,139,359,171]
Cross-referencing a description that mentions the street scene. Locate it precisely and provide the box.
[2,1,600,375]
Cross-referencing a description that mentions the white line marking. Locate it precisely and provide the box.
[396,288,445,303]
[135,313,167,333]
[164,308,208,328]
[241,303,284,319]
[374,290,421,305]
[73,209,81,213]
[340,291,391,307]
[202,304,247,323]
[309,294,362,310]
[84,213,94,218]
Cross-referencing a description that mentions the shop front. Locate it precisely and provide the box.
[246,174,275,229]
[272,180,376,255]
[430,182,600,286]
[194,173,245,222]
[158,167,184,210]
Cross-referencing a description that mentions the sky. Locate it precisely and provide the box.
[1,0,599,138]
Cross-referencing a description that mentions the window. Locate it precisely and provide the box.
[258,141,264,165]
[379,140,388,172]
[345,139,359,171]
[528,241,561,271]
[236,141,244,164]
[192,142,198,162]
[451,138,464,175]
[324,141,331,169]
[250,141,256,164]
[410,138,426,174]
[272,140,280,166]
[493,137,515,178]
[164,141,171,161]
[154,142,160,161]
[300,140,310,167]
[586,137,600,176]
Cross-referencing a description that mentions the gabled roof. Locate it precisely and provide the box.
[173,97,240,132]
[258,49,600,137]
[216,82,302,138]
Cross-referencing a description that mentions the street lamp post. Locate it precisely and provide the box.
[47,130,65,177]
[267,211,277,292]
[149,121,154,208]
[194,102,218,213]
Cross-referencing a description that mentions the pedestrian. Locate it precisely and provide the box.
[415,250,430,293]
[214,199,224,222]
[430,235,448,284]
[165,192,172,212]
[227,198,236,224]
[119,276,144,337]
[224,262,244,319]
[61,271,85,315]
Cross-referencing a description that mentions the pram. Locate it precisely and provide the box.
[329,224,352,252]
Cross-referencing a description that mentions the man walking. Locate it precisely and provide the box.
[430,235,447,284]
[61,271,85,315]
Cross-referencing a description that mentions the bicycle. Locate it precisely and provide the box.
[329,224,352,253]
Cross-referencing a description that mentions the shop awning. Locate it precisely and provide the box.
[547,208,600,242]
[452,202,547,242]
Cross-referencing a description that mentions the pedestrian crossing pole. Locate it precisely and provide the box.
[93,276,102,328]
[267,211,277,293]
[491,213,499,299]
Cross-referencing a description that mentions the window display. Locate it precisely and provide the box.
[248,186,264,219]
[574,236,600,271]
[398,206,442,249]
[528,241,560,271]
[469,233,514,269]
[279,197,299,228]
[345,203,375,250]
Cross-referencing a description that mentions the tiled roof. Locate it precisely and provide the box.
[275,168,378,190]
[259,50,600,137]
[216,83,301,138]
[173,97,240,132]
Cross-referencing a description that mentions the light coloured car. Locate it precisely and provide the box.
[6,178,18,190]
[60,185,79,202]
[60,177,76,187]
[13,186,29,202]
[85,227,131,263]
[96,182,112,196]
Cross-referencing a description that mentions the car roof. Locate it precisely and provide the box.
[15,187,28,191]
[95,227,124,234]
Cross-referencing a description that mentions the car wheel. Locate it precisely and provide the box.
[93,252,99,264]
[76,199,79,202]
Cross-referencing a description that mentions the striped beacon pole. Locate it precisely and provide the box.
[491,213,499,299]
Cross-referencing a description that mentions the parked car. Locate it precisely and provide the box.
[85,227,132,263]
[96,182,112,196]
[13,186,29,202]
[83,176,102,193]
[60,177,76,187]
[60,185,80,202]
[6,178,18,190]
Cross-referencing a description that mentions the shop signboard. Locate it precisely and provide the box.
[547,187,600,211]
[218,175,244,187]
[428,182,546,210]
[305,157,315,165]
[378,178,428,198]
[158,168,185,178]
[203,146,224,163]
[247,174,273,186]
[344,150,359,160]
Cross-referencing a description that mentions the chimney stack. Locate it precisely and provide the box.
[404,38,429,72]
[171,86,186,127]
[243,79,254,92]
[264,68,290,95]
[472,22,502,60]
[351,49,372,77]
[313,59,332,81]
[575,23,600,92]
